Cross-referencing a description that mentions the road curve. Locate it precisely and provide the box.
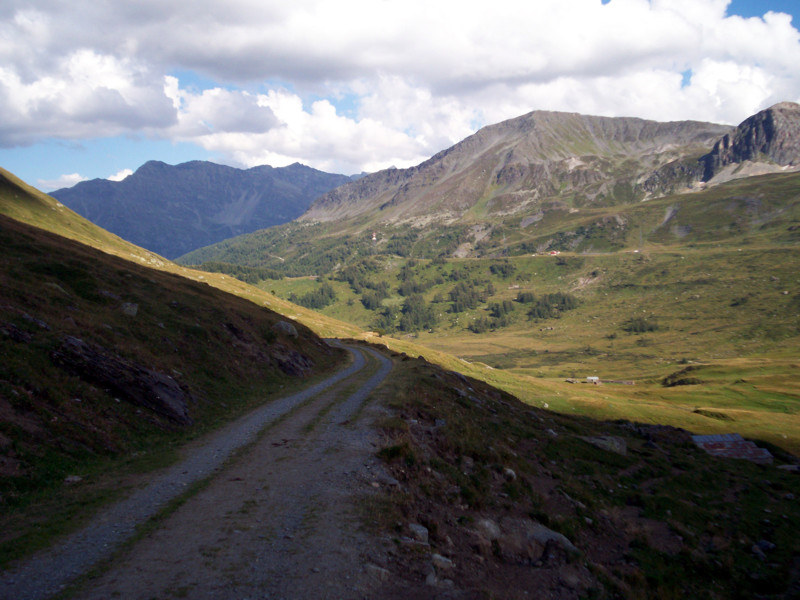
[0,342,391,600]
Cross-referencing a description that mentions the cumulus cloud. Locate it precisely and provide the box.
[108,168,133,182]
[37,173,87,191]
[0,49,175,147]
[3,0,800,174]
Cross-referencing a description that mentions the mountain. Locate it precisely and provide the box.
[301,110,734,226]
[51,160,353,259]
[180,103,800,272]
[701,101,800,181]
[302,103,800,230]
[0,166,168,268]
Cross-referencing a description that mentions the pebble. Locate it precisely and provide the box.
[756,539,776,552]
[364,564,389,582]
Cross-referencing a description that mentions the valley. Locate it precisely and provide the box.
[175,106,800,466]
[1,102,799,599]
[188,168,800,455]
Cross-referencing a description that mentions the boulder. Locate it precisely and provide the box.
[273,320,298,338]
[474,518,502,541]
[272,343,313,376]
[431,554,454,570]
[364,563,391,582]
[494,517,580,564]
[527,522,580,555]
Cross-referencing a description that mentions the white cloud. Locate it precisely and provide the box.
[108,168,133,182]
[38,173,87,191]
[0,49,174,147]
[3,0,800,174]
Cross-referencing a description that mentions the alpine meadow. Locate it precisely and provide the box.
[2,102,800,599]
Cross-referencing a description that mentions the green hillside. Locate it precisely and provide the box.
[179,171,800,270]
[182,172,800,454]
[0,167,169,268]
[1,165,799,598]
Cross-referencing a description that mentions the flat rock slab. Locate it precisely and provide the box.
[692,433,773,464]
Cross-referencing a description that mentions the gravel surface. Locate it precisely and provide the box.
[0,342,390,600]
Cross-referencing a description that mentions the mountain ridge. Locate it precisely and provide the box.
[301,103,800,231]
[51,160,353,259]
[300,109,735,226]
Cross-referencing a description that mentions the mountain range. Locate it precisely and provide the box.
[51,161,354,259]
[302,102,800,228]
[1,102,799,599]
[177,102,800,272]
[49,103,800,266]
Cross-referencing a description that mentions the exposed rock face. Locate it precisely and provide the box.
[51,161,353,259]
[51,336,195,425]
[702,102,800,180]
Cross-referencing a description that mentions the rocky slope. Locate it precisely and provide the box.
[302,103,800,232]
[702,101,800,180]
[52,161,353,259]
[301,110,733,226]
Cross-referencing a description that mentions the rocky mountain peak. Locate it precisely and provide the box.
[302,109,732,225]
[702,101,800,180]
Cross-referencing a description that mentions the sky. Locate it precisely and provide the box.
[1,0,799,191]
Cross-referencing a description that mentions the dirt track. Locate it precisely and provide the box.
[0,342,394,600]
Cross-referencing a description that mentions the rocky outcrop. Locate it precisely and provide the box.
[702,102,800,180]
[51,336,195,425]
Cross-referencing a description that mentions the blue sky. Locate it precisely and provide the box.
[1,0,799,191]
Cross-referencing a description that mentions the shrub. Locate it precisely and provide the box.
[469,317,491,333]
[288,282,337,309]
[360,290,384,310]
[527,292,579,320]
[398,294,438,332]
[489,261,516,278]
[448,282,485,313]
[623,317,659,333]
[489,300,515,318]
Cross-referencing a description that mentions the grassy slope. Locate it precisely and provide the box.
[3,167,798,456]
[264,247,800,454]
[0,184,347,563]
[256,174,800,454]
[369,352,800,599]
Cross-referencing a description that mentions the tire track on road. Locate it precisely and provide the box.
[0,342,388,600]
[74,343,395,600]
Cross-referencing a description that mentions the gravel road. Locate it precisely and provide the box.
[0,342,393,600]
